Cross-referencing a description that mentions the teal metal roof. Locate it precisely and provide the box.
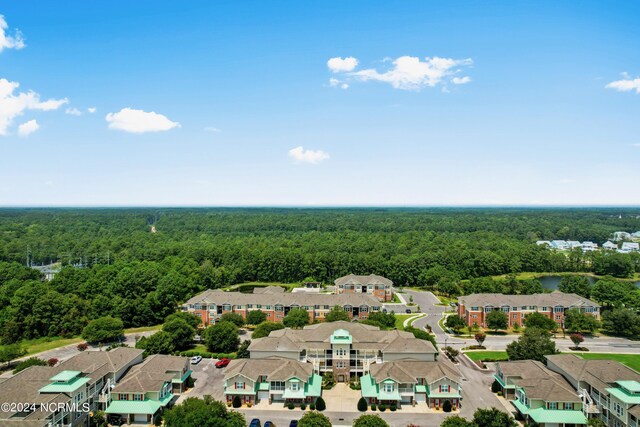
[282,387,305,399]
[427,391,461,399]
[39,376,90,393]
[305,374,322,397]
[105,400,161,415]
[511,399,586,425]
[172,370,192,384]
[617,381,640,393]
[415,385,427,393]
[257,382,270,391]
[361,375,378,398]
[493,374,515,389]
[607,387,640,404]
[330,329,352,344]
[49,370,82,382]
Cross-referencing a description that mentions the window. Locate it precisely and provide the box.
[291,383,299,391]
[276,305,284,311]
[529,306,536,310]
[361,306,368,312]
[441,384,450,393]
[256,304,262,309]
[134,394,142,401]
[303,306,310,310]
[586,307,593,313]
[324,305,330,309]
[271,381,285,390]
[512,314,518,319]
[119,394,129,401]
[554,306,564,313]
[235,382,245,389]
[521,306,527,310]
[195,304,202,310]
[484,306,493,312]
[472,314,477,318]
[265,305,271,310]
[236,305,243,309]
[564,402,573,410]
[383,383,394,393]
[512,307,518,311]
[471,306,479,311]
[548,402,557,410]
[223,304,231,311]
[556,315,561,320]
[314,305,320,309]
[501,306,509,312]
[614,401,624,417]
[247,304,253,308]
[335,348,347,356]
[542,307,548,311]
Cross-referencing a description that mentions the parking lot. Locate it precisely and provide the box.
[177,357,229,403]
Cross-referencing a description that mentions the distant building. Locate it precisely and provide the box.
[613,231,633,242]
[457,292,600,329]
[566,240,582,249]
[334,274,394,302]
[550,240,569,250]
[581,241,598,251]
[603,241,618,251]
[182,289,381,325]
[620,242,640,253]
[31,263,61,281]
[536,240,551,247]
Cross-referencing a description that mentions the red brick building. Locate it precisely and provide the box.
[334,274,394,302]
[457,291,600,329]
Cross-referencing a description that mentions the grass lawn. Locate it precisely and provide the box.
[394,314,414,330]
[124,325,162,334]
[464,350,509,362]
[575,353,640,372]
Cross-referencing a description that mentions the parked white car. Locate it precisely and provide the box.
[190,355,203,364]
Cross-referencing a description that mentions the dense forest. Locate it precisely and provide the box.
[1,208,639,344]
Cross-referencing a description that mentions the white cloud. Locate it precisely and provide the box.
[350,56,473,90]
[204,126,221,132]
[327,56,358,73]
[328,78,349,90]
[0,15,25,52]
[606,75,640,94]
[341,83,349,90]
[452,76,472,85]
[288,146,330,164]
[18,119,39,137]
[558,178,576,184]
[87,107,96,113]
[0,78,68,135]
[65,107,82,116]
[105,108,180,133]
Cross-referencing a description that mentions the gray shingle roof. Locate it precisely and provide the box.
[334,274,393,286]
[497,360,579,402]
[185,290,380,307]
[459,291,599,308]
[369,359,461,385]
[249,321,437,354]
[224,358,313,382]
[546,354,640,393]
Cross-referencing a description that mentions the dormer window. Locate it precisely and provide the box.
[383,383,394,393]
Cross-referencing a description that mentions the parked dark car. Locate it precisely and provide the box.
[249,419,261,427]
[264,421,274,427]
[289,421,298,427]
[405,309,412,314]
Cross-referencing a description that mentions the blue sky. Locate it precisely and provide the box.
[0,1,639,206]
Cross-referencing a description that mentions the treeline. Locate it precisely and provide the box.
[1,208,639,345]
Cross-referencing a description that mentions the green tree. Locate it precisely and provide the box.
[474,332,486,346]
[587,418,607,427]
[165,312,201,329]
[366,312,396,329]
[601,308,640,337]
[564,308,600,334]
[283,308,310,328]
[136,331,176,355]
[246,310,267,325]
[486,310,508,332]
[82,316,124,343]
[523,312,557,332]
[353,414,389,427]
[204,321,240,353]
[357,397,368,412]
[219,312,245,327]
[298,411,331,427]
[251,321,285,339]
[558,276,591,298]
[237,339,251,358]
[445,315,466,333]
[13,357,47,374]
[163,396,245,427]
[325,306,350,322]
[0,343,25,363]
[591,279,633,306]
[472,408,517,427]
[315,396,326,411]
[570,333,584,349]
[506,327,556,362]
[162,318,196,350]
[441,416,471,427]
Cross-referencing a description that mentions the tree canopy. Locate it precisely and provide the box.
[506,327,557,362]
[251,321,285,339]
[298,411,332,427]
[325,305,350,322]
[486,310,508,331]
[352,414,389,427]
[163,396,245,427]
[283,308,310,328]
[204,321,240,353]
[81,316,124,343]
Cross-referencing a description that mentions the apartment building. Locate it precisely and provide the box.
[546,354,640,427]
[223,358,322,405]
[248,321,438,382]
[182,289,381,326]
[0,347,144,427]
[361,359,462,409]
[495,360,587,426]
[104,355,192,425]
[457,291,600,329]
[334,274,394,302]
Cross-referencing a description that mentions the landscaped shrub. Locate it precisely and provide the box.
[309,402,316,410]
[288,403,295,410]
[301,402,307,410]
[315,397,326,411]
[442,400,452,413]
[358,397,368,412]
[370,403,377,411]
[77,343,88,351]
[47,358,59,367]
[390,404,397,412]
[497,391,503,396]
[378,404,386,412]
[491,379,501,393]
[232,396,241,408]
